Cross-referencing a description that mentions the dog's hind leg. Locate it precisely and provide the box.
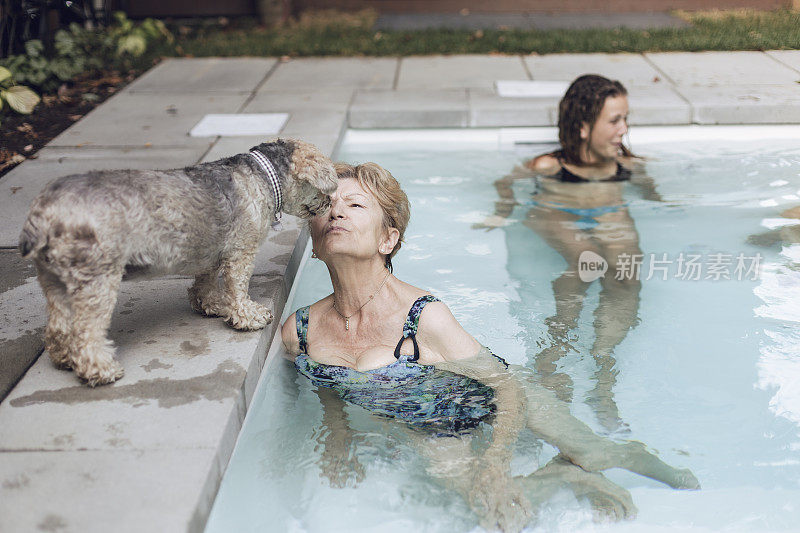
[188,270,224,317]
[36,266,74,370]
[68,271,125,386]
[220,251,273,331]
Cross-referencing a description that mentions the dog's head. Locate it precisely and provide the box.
[254,139,337,219]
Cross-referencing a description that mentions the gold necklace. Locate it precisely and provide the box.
[332,269,391,331]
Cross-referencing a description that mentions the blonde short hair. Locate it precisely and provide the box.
[334,162,410,271]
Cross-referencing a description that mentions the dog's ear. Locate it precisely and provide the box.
[288,141,338,195]
[279,139,337,219]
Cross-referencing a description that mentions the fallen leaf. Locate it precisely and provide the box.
[11,186,22,194]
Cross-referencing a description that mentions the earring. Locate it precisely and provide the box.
[311,250,318,259]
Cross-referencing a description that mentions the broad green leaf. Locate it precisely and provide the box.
[2,85,40,114]
[117,34,146,56]
[0,67,11,84]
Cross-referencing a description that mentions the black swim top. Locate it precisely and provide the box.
[557,161,631,183]
[295,294,441,362]
[293,295,502,434]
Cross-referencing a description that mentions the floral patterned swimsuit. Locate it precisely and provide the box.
[294,295,500,434]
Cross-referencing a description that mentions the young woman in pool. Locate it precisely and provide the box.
[282,161,697,532]
[480,74,662,433]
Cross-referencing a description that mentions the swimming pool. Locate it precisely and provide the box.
[205,127,800,532]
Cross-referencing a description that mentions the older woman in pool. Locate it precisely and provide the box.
[282,162,697,531]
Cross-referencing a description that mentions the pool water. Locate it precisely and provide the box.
[205,136,800,532]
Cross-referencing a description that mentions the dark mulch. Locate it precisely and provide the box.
[0,70,141,179]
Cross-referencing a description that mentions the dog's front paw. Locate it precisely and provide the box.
[226,300,273,331]
[73,343,125,387]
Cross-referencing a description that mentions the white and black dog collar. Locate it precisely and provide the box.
[249,149,283,229]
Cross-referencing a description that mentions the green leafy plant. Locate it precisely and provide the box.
[0,66,40,126]
[0,13,174,94]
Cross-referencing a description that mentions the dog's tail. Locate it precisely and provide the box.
[19,212,47,260]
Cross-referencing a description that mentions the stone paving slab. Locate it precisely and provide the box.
[0,275,282,451]
[626,84,692,125]
[468,88,555,127]
[765,50,800,72]
[645,51,800,86]
[0,449,218,533]
[0,250,43,402]
[49,91,246,147]
[675,84,800,124]
[349,89,468,128]
[124,57,276,93]
[0,146,208,247]
[258,57,397,91]
[247,87,355,112]
[525,52,666,86]
[397,55,529,90]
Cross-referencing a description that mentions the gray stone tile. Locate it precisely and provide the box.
[646,51,800,86]
[124,57,276,93]
[0,146,205,247]
[468,88,555,127]
[49,91,247,147]
[253,215,304,278]
[765,50,800,74]
[236,92,348,155]
[0,276,283,451]
[245,87,355,112]
[0,250,44,402]
[627,84,692,125]
[349,89,468,128]
[201,136,273,162]
[0,449,217,533]
[524,53,665,86]
[675,84,800,124]
[397,55,529,90]
[260,57,397,91]
[200,129,340,163]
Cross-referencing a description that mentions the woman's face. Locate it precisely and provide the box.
[310,178,396,263]
[581,94,629,163]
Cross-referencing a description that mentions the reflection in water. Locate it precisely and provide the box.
[310,350,699,532]
[488,164,662,433]
[750,210,800,439]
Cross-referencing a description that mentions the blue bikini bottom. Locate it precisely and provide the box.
[525,200,626,230]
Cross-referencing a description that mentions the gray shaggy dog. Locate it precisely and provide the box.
[19,138,337,387]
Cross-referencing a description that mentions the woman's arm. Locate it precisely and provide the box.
[314,386,366,488]
[281,313,301,360]
[418,303,526,461]
[418,303,531,525]
[621,157,663,202]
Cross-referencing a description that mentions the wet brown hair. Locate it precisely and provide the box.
[334,162,410,272]
[556,74,633,166]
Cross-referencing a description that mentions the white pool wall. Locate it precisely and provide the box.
[343,125,800,151]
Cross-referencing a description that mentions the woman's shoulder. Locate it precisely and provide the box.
[280,295,332,356]
[525,153,561,175]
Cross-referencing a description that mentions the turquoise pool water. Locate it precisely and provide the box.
[206,134,800,532]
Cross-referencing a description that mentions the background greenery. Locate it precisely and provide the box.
[175,9,800,57]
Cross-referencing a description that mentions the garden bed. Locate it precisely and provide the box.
[1,71,139,178]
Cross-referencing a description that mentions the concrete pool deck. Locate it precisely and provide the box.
[2,51,800,532]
